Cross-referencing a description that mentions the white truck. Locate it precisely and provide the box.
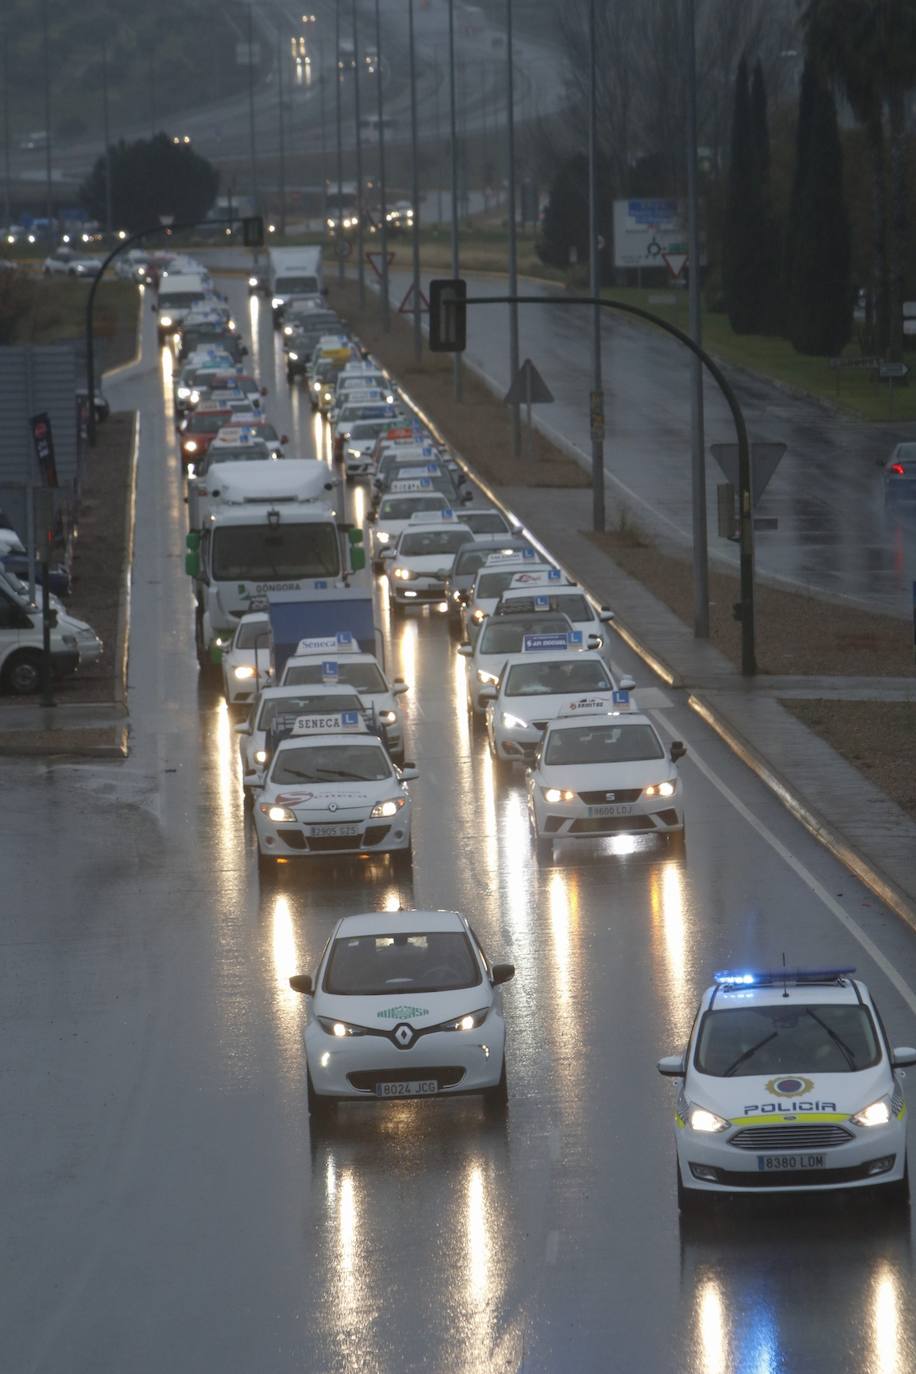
[155,272,212,340]
[189,458,338,530]
[186,503,365,672]
[268,246,323,324]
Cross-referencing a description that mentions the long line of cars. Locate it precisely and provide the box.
[171,248,914,1209]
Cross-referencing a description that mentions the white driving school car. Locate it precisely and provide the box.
[526,708,685,861]
[254,713,417,876]
[658,966,915,1209]
[287,908,515,1116]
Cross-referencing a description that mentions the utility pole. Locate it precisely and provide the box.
[42,0,53,246]
[374,0,389,328]
[277,25,287,236]
[685,0,709,637]
[335,5,344,281]
[352,0,365,308]
[447,0,462,399]
[433,51,443,225]
[587,0,605,531]
[408,0,422,360]
[102,36,113,237]
[318,35,328,225]
[247,5,259,215]
[506,0,520,455]
[148,49,156,137]
[2,23,11,229]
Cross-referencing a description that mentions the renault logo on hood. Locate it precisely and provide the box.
[393,1022,416,1049]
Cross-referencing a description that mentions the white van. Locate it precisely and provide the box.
[0,572,102,694]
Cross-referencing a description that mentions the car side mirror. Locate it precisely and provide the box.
[367,511,377,523]
[670,741,687,761]
[491,962,515,986]
[288,973,313,995]
[261,386,269,397]
[280,434,289,445]
[479,685,497,701]
[619,675,636,690]
[399,765,419,780]
[435,568,450,579]
[460,489,474,505]
[457,643,472,656]
[234,722,251,735]
[392,680,409,695]
[892,1046,916,1068]
[380,548,396,560]
[599,609,615,622]
[657,1054,685,1077]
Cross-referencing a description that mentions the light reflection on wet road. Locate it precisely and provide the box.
[1,277,915,1373]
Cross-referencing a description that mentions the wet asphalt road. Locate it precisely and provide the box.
[3,281,916,1373]
[386,270,916,619]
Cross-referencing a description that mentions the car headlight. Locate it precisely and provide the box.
[370,797,406,817]
[189,390,200,404]
[254,749,268,764]
[177,386,191,399]
[271,296,284,308]
[347,447,362,458]
[248,275,259,287]
[687,1105,730,1133]
[377,709,397,725]
[283,325,293,336]
[233,664,255,680]
[214,635,232,649]
[394,567,414,580]
[501,712,528,730]
[288,351,299,361]
[159,315,173,328]
[472,609,486,623]
[543,787,575,803]
[851,1098,892,1128]
[643,781,676,798]
[260,803,296,822]
[440,1008,489,1032]
[385,393,394,403]
[375,530,390,544]
[183,439,198,453]
[317,1017,368,1037]
[323,391,333,402]
[476,669,498,685]
[313,380,322,391]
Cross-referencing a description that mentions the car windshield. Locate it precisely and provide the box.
[159,291,205,309]
[695,1003,881,1076]
[324,931,482,995]
[189,414,231,433]
[399,530,468,555]
[379,497,447,520]
[463,513,510,534]
[505,660,611,696]
[341,376,385,394]
[208,446,270,464]
[478,617,571,654]
[342,404,397,422]
[544,723,663,765]
[276,274,320,294]
[476,569,550,599]
[893,443,916,459]
[455,545,523,575]
[270,742,391,784]
[349,420,391,440]
[284,662,387,693]
[251,424,279,442]
[256,693,362,729]
[235,621,271,649]
[210,523,340,580]
[501,594,593,620]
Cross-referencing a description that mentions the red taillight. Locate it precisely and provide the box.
[891,463,905,475]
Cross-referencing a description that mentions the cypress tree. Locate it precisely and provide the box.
[724,58,766,333]
[751,61,782,332]
[786,70,852,355]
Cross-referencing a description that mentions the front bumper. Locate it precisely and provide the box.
[255,810,411,858]
[305,1022,505,1098]
[76,635,104,666]
[345,453,374,478]
[223,671,271,706]
[531,793,683,839]
[675,1117,907,1193]
[389,576,448,606]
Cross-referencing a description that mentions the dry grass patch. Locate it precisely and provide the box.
[781,700,916,821]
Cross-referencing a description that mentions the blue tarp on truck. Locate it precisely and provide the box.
[268,588,378,677]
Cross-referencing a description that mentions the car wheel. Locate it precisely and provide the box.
[307,1068,335,1122]
[484,1058,508,1112]
[1,650,43,695]
[879,1160,910,1207]
[676,1162,703,1215]
[667,827,687,858]
[534,835,553,865]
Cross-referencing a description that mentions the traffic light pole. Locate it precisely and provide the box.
[430,284,757,674]
[85,215,263,447]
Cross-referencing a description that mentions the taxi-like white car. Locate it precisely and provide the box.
[235,682,370,790]
[221,610,272,706]
[287,908,515,1117]
[460,611,598,722]
[368,489,453,568]
[526,708,685,861]
[494,585,615,650]
[333,400,401,462]
[483,643,635,773]
[382,517,475,616]
[254,714,417,878]
[658,966,915,1209]
[463,553,563,639]
[280,647,408,762]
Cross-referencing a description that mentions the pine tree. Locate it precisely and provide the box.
[724,58,766,333]
[750,61,782,332]
[785,70,852,355]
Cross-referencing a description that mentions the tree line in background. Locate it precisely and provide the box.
[538,0,916,361]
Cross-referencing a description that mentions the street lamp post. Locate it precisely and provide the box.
[685,0,709,637]
[247,5,259,216]
[2,23,11,229]
[506,0,520,455]
[102,37,113,237]
[335,5,344,281]
[277,26,287,236]
[374,0,389,329]
[447,0,461,400]
[587,0,605,531]
[42,0,53,246]
[352,0,365,308]
[408,0,422,360]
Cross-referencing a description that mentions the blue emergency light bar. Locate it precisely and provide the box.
[713,966,856,987]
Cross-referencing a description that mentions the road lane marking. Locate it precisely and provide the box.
[650,711,916,1014]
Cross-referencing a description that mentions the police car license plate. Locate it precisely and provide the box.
[376,1080,438,1097]
[757,1153,826,1172]
[588,804,632,817]
[309,824,361,838]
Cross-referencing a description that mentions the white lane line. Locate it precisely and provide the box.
[651,711,916,1015]
[544,1231,559,1265]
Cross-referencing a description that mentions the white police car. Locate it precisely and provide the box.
[526,708,684,861]
[254,712,418,878]
[482,640,635,772]
[287,908,515,1117]
[221,610,272,706]
[235,682,372,790]
[658,966,915,1210]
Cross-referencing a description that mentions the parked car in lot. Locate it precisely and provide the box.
[42,247,101,278]
[0,571,101,694]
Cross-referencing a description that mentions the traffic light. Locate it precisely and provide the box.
[429,278,467,352]
[242,215,265,248]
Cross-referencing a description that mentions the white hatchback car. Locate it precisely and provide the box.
[382,518,475,615]
[279,650,408,762]
[526,709,685,861]
[494,586,615,650]
[287,908,515,1117]
[368,490,453,567]
[459,612,598,721]
[463,556,564,639]
[254,717,417,878]
[221,611,272,706]
[658,966,915,1210]
[235,682,372,789]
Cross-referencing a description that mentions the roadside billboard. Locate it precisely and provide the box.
[613,199,687,269]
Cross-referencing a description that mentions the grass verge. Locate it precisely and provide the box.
[780,700,916,822]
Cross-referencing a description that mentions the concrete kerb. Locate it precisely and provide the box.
[114,413,140,712]
[690,692,916,934]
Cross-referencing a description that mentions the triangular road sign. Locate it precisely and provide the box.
[662,252,688,280]
[365,250,396,281]
[504,358,554,406]
[398,281,429,314]
[710,442,786,506]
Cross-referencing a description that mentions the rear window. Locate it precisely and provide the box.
[379,496,448,520]
[463,512,510,534]
[476,569,547,599]
[399,530,469,555]
[324,931,481,995]
[500,594,593,620]
[255,693,361,729]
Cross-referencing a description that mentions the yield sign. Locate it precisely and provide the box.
[398,281,429,314]
[662,252,688,280]
[711,442,786,506]
[365,250,395,281]
[504,358,554,406]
